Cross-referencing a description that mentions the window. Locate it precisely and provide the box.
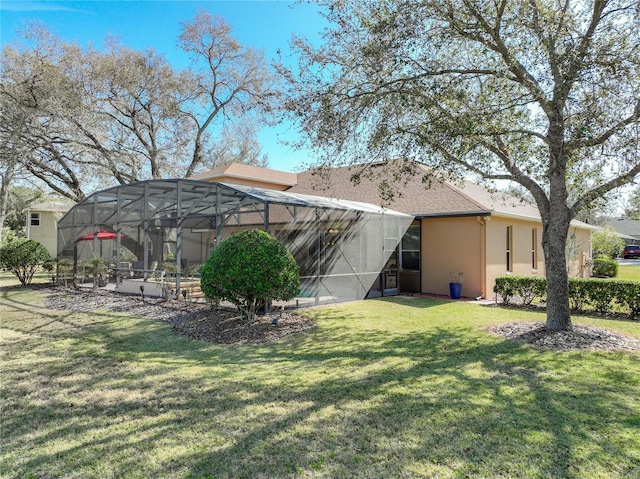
[30,212,41,227]
[506,226,513,272]
[401,224,420,270]
[531,228,538,270]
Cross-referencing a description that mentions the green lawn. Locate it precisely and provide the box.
[2,284,640,478]
[618,264,640,282]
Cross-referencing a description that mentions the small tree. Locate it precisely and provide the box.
[624,185,640,220]
[0,238,51,286]
[89,257,107,288]
[200,229,300,323]
[592,226,625,259]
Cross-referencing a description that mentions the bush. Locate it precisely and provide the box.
[592,255,618,277]
[89,257,107,288]
[493,276,546,306]
[52,257,74,285]
[494,275,639,319]
[568,279,590,312]
[587,281,618,314]
[200,229,300,322]
[0,238,51,286]
[618,282,640,319]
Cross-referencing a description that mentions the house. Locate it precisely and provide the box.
[607,218,640,246]
[57,162,594,301]
[194,162,595,300]
[25,201,73,257]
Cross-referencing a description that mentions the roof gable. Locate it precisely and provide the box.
[189,163,297,188]
[27,201,74,213]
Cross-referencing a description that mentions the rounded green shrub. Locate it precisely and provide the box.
[200,229,300,322]
[0,238,51,286]
[591,255,618,278]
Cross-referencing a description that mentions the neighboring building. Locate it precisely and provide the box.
[26,201,73,257]
[607,218,640,246]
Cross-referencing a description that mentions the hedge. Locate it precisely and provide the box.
[493,276,639,319]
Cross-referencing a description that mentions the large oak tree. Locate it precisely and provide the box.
[1,14,277,202]
[281,0,640,331]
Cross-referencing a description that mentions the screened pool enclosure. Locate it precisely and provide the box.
[57,179,413,305]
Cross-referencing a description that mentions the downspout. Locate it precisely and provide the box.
[477,216,489,299]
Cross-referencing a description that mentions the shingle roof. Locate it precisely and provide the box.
[608,219,640,238]
[453,179,542,220]
[289,163,594,229]
[27,201,73,213]
[289,164,487,216]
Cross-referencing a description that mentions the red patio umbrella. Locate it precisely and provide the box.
[75,231,125,242]
[75,231,128,257]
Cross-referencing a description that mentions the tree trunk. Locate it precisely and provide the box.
[543,226,572,330]
[185,134,203,179]
[0,162,16,243]
[542,169,573,331]
[0,177,9,244]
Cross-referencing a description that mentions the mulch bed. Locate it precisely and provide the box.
[43,287,315,344]
[38,286,639,351]
[491,321,640,352]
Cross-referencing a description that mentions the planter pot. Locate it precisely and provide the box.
[449,282,462,299]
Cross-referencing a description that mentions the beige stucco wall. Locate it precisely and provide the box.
[421,217,484,298]
[26,211,60,257]
[485,216,592,299]
[485,216,543,298]
[420,215,592,300]
[566,225,592,279]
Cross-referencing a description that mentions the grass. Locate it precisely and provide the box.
[618,264,640,282]
[2,278,640,478]
[0,271,51,288]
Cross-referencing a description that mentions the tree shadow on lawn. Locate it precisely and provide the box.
[3,296,640,478]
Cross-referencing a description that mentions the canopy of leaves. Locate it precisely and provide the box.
[281,0,639,215]
[591,225,625,259]
[624,186,640,220]
[0,238,51,286]
[1,14,277,201]
[2,186,45,233]
[200,229,300,322]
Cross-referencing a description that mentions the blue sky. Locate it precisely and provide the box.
[1,0,328,172]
